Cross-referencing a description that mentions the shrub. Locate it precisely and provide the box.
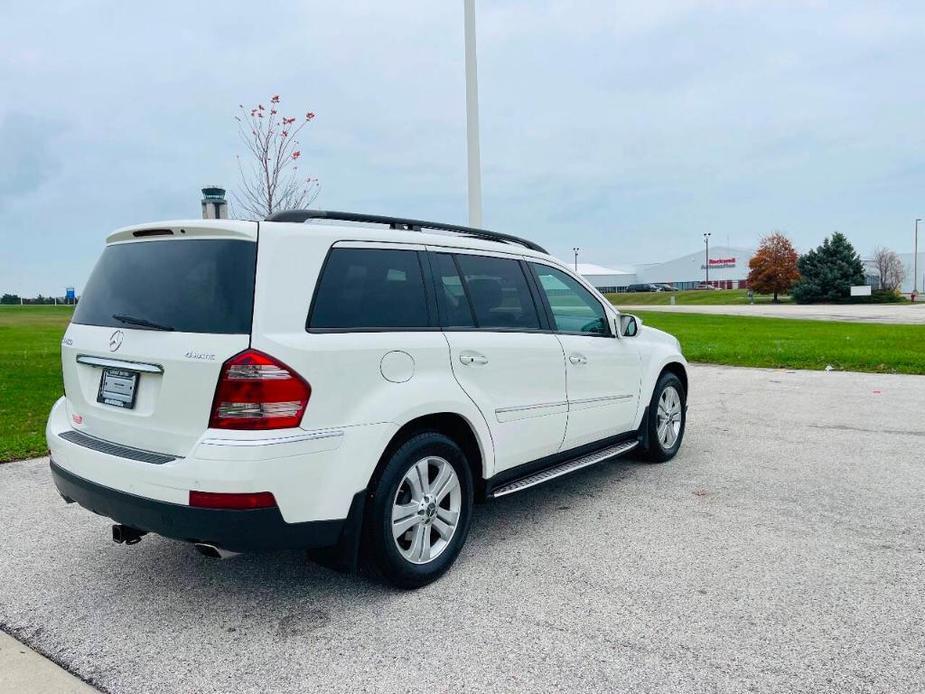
[834,289,906,304]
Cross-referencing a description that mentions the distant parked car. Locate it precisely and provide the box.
[693,283,719,290]
[626,283,663,293]
[655,284,679,292]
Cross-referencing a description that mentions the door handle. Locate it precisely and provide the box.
[568,354,588,365]
[459,352,488,366]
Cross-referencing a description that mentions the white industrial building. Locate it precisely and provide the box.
[579,246,756,292]
[896,251,925,294]
[857,252,923,294]
[574,263,637,293]
[579,245,925,296]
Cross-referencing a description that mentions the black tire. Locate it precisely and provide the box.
[640,371,686,463]
[364,432,473,589]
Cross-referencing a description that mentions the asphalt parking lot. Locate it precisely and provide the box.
[1,364,923,693]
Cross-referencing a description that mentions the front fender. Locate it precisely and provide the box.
[634,329,688,428]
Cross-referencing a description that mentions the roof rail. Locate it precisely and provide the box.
[264,209,548,254]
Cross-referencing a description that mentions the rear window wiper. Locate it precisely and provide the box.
[112,314,175,331]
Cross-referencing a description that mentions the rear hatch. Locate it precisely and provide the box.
[61,224,258,455]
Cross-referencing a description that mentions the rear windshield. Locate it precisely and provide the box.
[73,239,256,334]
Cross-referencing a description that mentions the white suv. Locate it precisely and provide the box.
[47,211,688,588]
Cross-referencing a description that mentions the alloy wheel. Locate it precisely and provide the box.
[656,385,683,450]
[391,456,462,565]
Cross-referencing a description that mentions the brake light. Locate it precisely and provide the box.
[209,349,310,430]
[189,490,277,509]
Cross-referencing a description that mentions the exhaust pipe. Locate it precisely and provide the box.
[194,543,241,560]
[112,524,146,545]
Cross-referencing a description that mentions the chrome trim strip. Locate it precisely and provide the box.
[569,394,634,406]
[495,401,568,416]
[490,439,639,499]
[199,430,345,447]
[76,355,164,374]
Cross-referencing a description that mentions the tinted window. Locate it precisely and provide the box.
[309,248,430,330]
[431,253,475,328]
[532,264,609,335]
[72,239,256,334]
[454,255,540,330]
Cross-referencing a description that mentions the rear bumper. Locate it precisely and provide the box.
[46,396,396,525]
[50,460,358,552]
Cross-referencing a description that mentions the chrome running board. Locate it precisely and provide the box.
[489,439,638,499]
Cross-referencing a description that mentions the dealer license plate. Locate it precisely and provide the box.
[97,368,139,409]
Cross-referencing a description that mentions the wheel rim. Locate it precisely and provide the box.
[391,456,462,565]
[656,385,683,450]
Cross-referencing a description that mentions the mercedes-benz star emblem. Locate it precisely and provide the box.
[109,330,124,352]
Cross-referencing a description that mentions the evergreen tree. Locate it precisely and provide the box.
[791,232,865,303]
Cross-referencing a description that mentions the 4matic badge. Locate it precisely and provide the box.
[185,351,216,361]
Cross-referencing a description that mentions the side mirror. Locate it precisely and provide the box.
[619,314,640,337]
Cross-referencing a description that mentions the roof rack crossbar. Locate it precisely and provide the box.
[264,209,547,254]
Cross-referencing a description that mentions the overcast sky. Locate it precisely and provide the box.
[2,1,924,295]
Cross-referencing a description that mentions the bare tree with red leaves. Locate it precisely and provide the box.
[233,95,319,219]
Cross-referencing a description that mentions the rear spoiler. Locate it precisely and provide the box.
[106,220,258,244]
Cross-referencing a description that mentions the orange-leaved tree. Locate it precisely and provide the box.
[747,232,800,302]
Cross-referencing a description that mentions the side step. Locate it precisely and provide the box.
[489,439,639,499]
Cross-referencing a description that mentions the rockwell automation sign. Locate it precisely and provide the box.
[701,257,736,270]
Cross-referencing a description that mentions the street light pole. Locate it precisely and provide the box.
[915,218,922,297]
[573,247,580,272]
[703,233,711,285]
[464,0,483,228]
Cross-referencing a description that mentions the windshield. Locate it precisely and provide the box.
[72,239,256,334]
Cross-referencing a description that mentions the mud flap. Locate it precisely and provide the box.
[636,405,650,451]
[306,490,367,573]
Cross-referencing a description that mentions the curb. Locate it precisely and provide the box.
[0,628,100,693]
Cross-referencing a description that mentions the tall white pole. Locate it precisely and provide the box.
[464,0,483,228]
[915,219,921,296]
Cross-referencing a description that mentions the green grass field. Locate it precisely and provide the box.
[0,303,922,463]
[0,306,72,462]
[635,311,925,375]
[606,288,789,305]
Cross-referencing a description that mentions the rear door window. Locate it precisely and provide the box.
[308,248,431,330]
[453,254,540,330]
[431,253,476,328]
[72,239,256,334]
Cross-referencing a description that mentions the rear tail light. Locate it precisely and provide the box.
[189,490,277,509]
[209,349,310,430]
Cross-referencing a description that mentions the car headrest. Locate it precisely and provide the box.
[466,278,503,310]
